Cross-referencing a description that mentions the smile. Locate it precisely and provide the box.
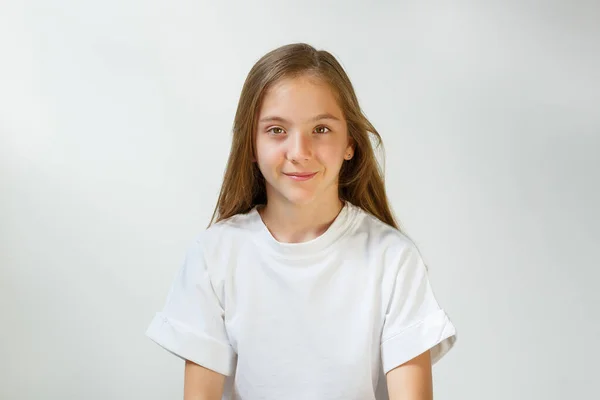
[283,172,318,181]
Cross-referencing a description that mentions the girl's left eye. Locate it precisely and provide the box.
[314,126,330,134]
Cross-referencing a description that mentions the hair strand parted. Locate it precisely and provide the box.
[209,43,401,231]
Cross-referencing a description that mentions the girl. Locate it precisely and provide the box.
[146,43,457,400]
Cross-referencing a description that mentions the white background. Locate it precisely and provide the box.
[1,1,599,399]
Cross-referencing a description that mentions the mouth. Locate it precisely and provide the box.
[283,172,318,181]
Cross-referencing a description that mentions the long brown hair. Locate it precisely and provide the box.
[209,43,400,230]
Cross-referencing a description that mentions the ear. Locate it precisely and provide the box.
[344,139,355,160]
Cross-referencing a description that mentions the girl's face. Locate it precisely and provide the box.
[255,75,354,209]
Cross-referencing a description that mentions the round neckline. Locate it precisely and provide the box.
[249,201,358,259]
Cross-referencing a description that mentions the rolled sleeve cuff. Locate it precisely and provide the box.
[381,308,457,374]
[145,312,236,376]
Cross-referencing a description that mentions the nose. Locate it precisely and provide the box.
[287,132,312,162]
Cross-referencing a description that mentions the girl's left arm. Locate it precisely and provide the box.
[386,349,433,400]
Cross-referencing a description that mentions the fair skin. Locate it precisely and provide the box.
[254,74,354,243]
[184,352,433,400]
[184,360,225,400]
[184,74,434,399]
[387,350,434,400]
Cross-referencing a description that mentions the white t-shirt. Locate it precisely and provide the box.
[146,201,457,400]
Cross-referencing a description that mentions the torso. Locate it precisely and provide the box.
[202,202,407,399]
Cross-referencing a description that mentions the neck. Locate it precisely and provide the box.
[258,197,344,244]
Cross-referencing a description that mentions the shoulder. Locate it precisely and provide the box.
[195,210,259,252]
[184,210,259,287]
[351,204,416,250]
[348,203,422,265]
[189,208,261,264]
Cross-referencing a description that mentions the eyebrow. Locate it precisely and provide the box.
[258,113,342,124]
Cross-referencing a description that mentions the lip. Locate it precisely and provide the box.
[283,172,318,181]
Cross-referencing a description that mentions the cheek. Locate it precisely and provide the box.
[255,140,284,170]
[316,141,347,165]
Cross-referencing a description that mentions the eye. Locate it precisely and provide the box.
[314,125,330,134]
[267,127,285,135]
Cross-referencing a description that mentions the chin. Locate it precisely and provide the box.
[266,180,334,207]
[272,186,321,207]
[282,192,318,206]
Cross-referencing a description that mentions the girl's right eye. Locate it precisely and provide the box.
[267,127,285,135]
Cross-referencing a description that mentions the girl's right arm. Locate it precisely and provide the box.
[184,360,226,400]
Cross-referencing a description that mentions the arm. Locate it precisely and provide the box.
[184,360,226,400]
[386,349,433,400]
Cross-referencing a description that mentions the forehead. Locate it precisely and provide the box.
[258,76,343,121]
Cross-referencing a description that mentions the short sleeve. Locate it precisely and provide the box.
[380,242,457,374]
[145,235,236,376]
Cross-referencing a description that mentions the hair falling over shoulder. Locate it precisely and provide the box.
[208,43,400,231]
